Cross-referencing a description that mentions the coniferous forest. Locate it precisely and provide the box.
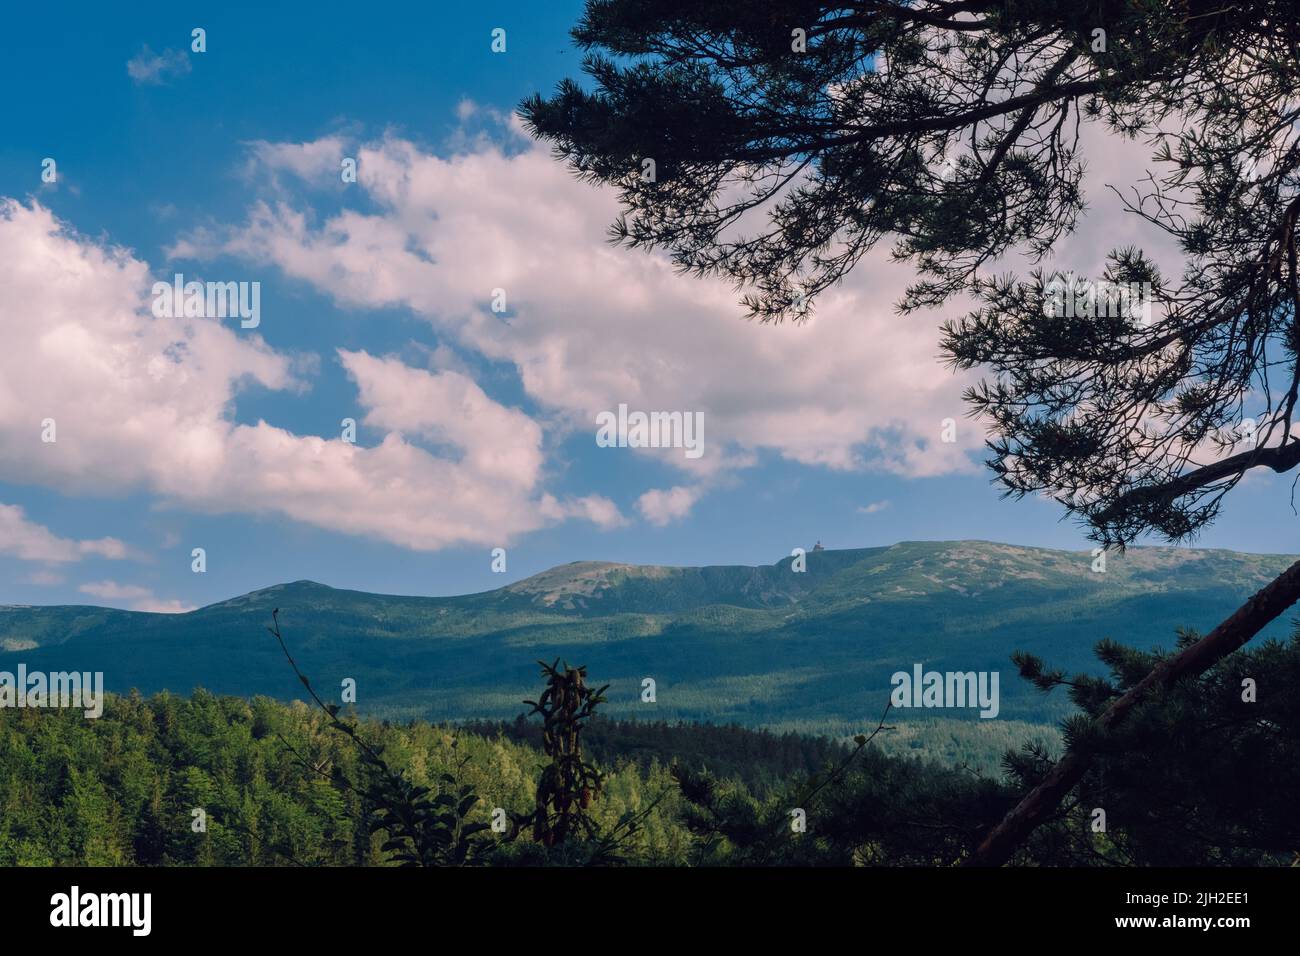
[3,623,1297,867]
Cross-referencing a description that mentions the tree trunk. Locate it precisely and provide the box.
[964,555,1300,867]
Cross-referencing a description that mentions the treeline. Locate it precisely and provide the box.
[457,715,852,795]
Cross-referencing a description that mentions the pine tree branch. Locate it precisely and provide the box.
[965,555,1300,866]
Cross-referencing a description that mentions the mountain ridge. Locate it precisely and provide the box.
[9,538,1291,615]
[1,540,1294,736]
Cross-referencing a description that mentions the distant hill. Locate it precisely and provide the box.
[1,541,1295,741]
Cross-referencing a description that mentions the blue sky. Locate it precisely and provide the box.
[1,1,1297,611]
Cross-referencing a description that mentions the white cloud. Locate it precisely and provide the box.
[636,486,702,526]
[244,137,347,187]
[540,492,628,530]
[0,502,127,563]
[126,47,191,86]
[339,349,544,487]
[0,199,619,551]
[857,500,891,515]
[176,125,989,495]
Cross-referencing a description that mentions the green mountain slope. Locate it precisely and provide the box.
[1,541,1293,736]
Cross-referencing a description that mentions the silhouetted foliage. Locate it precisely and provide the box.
[1006,631,1300,865]
[520,659,608,848]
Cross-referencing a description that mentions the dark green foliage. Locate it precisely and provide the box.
[459,715,854,795]
[0,689,834,866]
[266,609,489,867]
[671,709,908,865]
[3,627,1298,866]
[1006,631,1300,866]
[674,747,1014,866]
[0,690,372,866]
[668,632,1300,866]
[367,767,488,867]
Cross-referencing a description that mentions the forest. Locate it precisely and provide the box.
[2,622,1296,867]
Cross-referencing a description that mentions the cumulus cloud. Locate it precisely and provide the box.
[0,200,619,551]
[0,502,127,563]
[339,349,545,486]
[636,486,702,526]
[172,121,1006,533]
[857,500,891,515]
[126,47,191,86]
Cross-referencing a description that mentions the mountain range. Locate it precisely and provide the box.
[3,540,1296,749]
